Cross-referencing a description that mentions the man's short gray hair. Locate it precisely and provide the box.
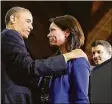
[5,6,31,25]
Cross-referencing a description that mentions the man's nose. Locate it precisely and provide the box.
[29,24,33,30]
[30,24,33,30]
[93,52,99,58]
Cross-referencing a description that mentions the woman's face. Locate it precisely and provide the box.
[47,22,69,47]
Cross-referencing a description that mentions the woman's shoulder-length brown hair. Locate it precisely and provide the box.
[49,15,85,52]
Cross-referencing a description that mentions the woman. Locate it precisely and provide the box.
[47,15,90,104]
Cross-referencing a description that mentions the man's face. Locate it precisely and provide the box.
[13,11,33,39]
[92,45,111,65]
[47,22,67,47]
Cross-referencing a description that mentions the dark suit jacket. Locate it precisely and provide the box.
[1,28,67,104]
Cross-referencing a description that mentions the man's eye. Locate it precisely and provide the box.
[97,51,99,53]
[98,51,103,54]
[26,20,30,23]
[92,52,95,55]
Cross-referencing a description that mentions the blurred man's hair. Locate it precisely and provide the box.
[92,40,112,56]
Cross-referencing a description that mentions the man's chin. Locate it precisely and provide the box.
[23,34,29,39]
[96,61,102,65]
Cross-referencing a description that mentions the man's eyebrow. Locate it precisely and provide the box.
[27,19,31,21]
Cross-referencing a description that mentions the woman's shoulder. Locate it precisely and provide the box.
[73,57,88,63]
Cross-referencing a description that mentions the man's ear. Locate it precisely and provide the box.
[65,29,70,38]
[10,15,16,24]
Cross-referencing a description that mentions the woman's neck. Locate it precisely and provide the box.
[59,45,67,54]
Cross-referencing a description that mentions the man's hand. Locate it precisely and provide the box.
[63,49,88,62]
[71,49,88,59]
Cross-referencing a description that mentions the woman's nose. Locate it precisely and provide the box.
[47,33,51,37]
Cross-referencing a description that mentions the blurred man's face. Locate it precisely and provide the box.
[92,45,111,65]
[12,11,33,39]
[47,22,67,47]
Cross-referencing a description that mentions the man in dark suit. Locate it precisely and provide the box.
[88,40,112,103]
[1,6,87,104]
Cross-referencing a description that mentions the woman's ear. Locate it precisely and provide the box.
[65,29,70,38]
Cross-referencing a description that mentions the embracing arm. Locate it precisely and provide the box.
[2,30,67,77]
[2,29,87,77]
